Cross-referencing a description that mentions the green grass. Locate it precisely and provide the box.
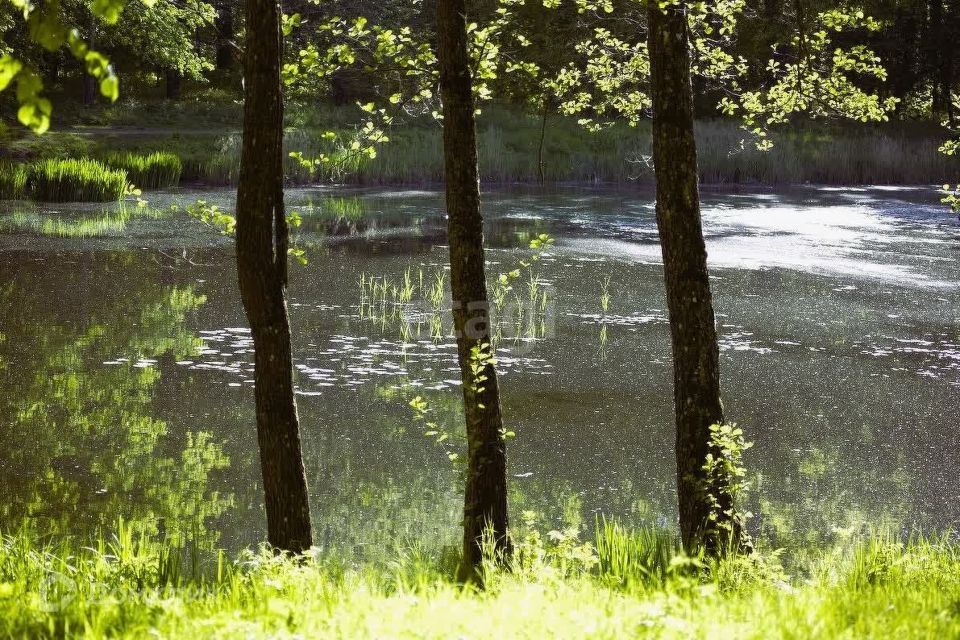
[102,151,182,189]
[1,521,958,638]
[26,159,128,203]
[0,162,28,200]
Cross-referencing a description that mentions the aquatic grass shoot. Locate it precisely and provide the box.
[27,158,128,202]
[358,265,451,342]
[600,275,612,315]
[356,237,554,347]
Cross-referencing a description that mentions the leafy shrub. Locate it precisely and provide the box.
[0,162,29,200]
[103,151,182,189]
[27,158,128,202]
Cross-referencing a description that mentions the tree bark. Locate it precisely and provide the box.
[646,0,744,555]
[537,97,548,185]
[436,0,511,580]
[215,1,235,70]
[165,69,182,100]
[944,0,958,125]
[236,0,313,554]
[82,12,97,106]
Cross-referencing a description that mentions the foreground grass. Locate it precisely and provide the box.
[1,522,958,639]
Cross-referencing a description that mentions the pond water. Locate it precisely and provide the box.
[1,185,957,555]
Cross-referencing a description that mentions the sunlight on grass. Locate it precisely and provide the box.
[27,159,128,203]
[102,151,182,189]
[1,522,958,639]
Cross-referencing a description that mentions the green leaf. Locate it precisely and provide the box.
[99,75,119,102]
[0,56,22,92]
[17,99,51,134]
[90,0,126,24]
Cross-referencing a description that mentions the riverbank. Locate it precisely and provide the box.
[1,524,958,639]
[2,103,956,188]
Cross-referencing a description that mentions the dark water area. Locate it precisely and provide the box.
[0,185,957,556]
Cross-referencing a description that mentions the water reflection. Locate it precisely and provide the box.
[0,185,957,554]
[0,257,231,546]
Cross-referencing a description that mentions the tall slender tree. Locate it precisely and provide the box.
[646,0,746,554]
[436,0,512,579]
[235,0,313,553]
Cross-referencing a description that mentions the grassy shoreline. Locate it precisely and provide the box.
[2,522,958,639]
[3,105,956,191]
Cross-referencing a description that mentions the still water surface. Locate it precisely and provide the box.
[0,186,957,554]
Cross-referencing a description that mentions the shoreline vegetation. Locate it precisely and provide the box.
[1,522,959,638]
[2,104,956,192]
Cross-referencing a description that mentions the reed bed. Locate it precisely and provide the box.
[26,158,128,202]
[0,162,29,200]
[102,151,182,189]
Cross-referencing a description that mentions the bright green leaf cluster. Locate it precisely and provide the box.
[2,0,125,133]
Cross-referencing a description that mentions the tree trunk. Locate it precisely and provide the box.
[927,1,946,114]
[436,0,511,580]
[944,0,958,125]
[215,1,235,70]
[537,97,548,185]
[236,0,313,554]
[165,68,182,100]
[646,0,745,555]
[82,13,97,106]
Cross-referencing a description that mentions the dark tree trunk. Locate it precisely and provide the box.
[215,1,235,70]
[944,0,958,124]
[165,69,182,100]
[891,5,920,112]
[82,13,97,106]
[537,97,549,185]
[646,0,745,555]
[236,0,313,554]
[928,1,947,113]
[436,0,511,580]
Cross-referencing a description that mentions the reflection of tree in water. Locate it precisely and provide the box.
[295,196,401,238]
[0,270,231,547]
[753,444,913,554]
[301,376,678,559]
